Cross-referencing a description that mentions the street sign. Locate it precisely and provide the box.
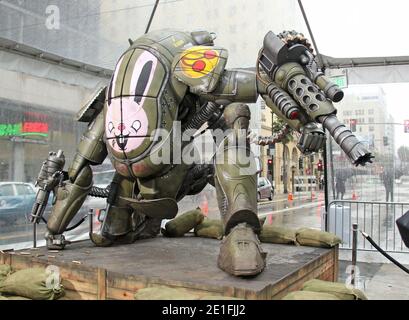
[329,74,348,89]
[327,68,348,89]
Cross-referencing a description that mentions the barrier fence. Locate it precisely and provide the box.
[323,200,409,253]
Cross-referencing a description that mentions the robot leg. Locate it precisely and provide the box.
[214,103,260,234]
[214,103,266,276]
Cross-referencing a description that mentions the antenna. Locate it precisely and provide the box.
[145,0,160,34]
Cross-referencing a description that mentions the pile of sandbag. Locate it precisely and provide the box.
[0,265,64,300]
[260,226,341,248]
[282,279,368,300]
[161,208,341,249]
[134,286,240,300]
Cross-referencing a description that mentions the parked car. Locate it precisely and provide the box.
[257,177,274,201]
[0,182,50,226]
[294,175,317,192]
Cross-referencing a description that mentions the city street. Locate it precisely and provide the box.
[0,190,325,251]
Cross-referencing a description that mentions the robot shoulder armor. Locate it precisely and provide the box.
[76,86,107,123]
[172,46,228,94]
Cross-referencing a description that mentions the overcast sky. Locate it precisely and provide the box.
[303,0,409,154]
[303,0,409,58]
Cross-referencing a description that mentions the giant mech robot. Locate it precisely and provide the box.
[31,29,373,277]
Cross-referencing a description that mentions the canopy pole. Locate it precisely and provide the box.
[297,0,325,69]
[145,0,160,34]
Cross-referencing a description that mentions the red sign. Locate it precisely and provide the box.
[21,122,48,134]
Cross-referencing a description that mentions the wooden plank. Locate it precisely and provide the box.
[106,272,147,292]
[271,255,335,299]
[62,279,98,295]
[106,287,135,300]
[97,268,107,300]
[61,290,96,300]
[333,245,339,281]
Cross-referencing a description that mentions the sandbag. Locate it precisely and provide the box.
[259,225,297,245]
[3,296,31,300]
[302,279,367,300]
[0,268,64,300]
[0,295,8,300]
[134,287,199,300]
[194,219,224,240]
[0,264,12,283]
[162,208,205,237]
[296,228,341,248]
[282,290,341,300]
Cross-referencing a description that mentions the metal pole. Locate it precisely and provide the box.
[323,139,330,231]
[33,222,37,248]
[88,208,94,237]
[145,0,160,34]
[351,223,358,286]
[297,0,325,68]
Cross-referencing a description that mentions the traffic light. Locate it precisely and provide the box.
[298,158,303,169]
[317,159,323,172]
[267,158,273,174]
[404,120,409,133]
[383,136,389,146]
[350,119,357,132]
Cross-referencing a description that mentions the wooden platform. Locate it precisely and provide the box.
[0,236,338,300]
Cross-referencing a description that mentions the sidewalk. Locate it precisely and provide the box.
[338,260,409,300]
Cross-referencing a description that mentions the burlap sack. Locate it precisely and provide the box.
[282,290,341,300]
[3,296,31,300]
[296,228,341,248]
[259,225,297,245]
[302,279,367,300]
[162,208,205,237]
[194,219,224,240]
[0,265,12,284]
[134,287,199,300]
[0,268,64,300]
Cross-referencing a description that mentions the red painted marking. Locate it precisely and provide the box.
[289,111,299,120]
[192,60,206,72]
[204,50,216,59]
[118,123,126,131]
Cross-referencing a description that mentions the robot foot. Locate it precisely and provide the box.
[45,233,71,250]
[217,223,267,277]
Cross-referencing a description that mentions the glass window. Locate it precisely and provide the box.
[0,184,14,196]
[16,184,34,195]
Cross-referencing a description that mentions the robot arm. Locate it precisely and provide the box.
[255,31,373,166]
[43,87,108,249]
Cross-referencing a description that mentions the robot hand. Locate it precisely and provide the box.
[297,122,326,154]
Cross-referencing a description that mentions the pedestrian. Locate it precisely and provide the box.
[335,174,346,200]
[380,169,394,202]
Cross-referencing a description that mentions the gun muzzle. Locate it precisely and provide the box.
[318,115,373,166]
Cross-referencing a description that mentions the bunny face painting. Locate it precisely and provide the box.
[105,49,163,158]
[105,97,149,153]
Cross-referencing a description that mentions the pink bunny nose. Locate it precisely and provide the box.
[118,123,126,131]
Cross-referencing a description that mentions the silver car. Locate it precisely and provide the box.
[257,177,274,201]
